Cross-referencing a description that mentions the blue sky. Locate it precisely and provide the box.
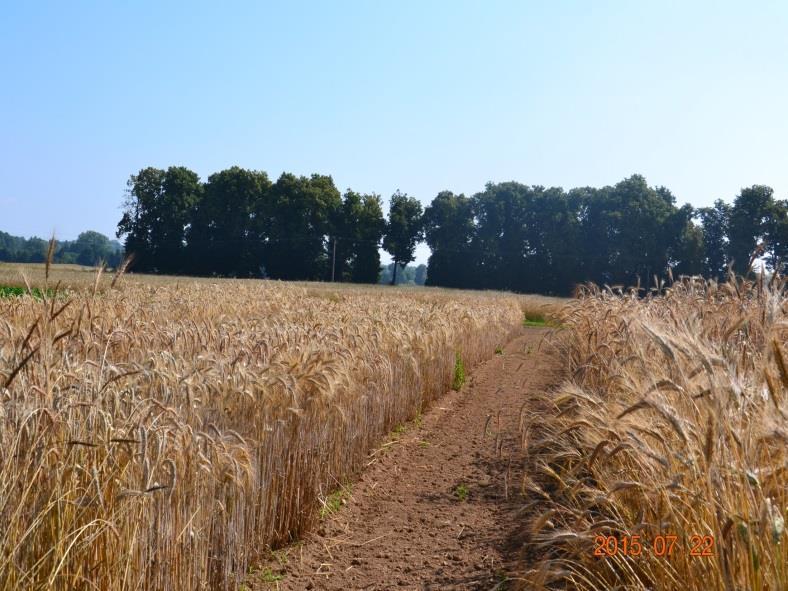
[2,1,788,264]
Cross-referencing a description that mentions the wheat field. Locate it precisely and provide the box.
[0,264,537,590]
[519,275,787,590]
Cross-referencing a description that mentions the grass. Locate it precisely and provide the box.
[0,285,54,298]
[258,568,284,584]
[454,483,469,502]
[452,352,466,390]
[522,311,559,327]
[319,484,352,519]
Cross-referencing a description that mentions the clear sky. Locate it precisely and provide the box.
[3,1,788,264]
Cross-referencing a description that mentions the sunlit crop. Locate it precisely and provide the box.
[519,276,787,590]
[0,268,525,590]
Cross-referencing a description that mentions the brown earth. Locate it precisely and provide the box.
[250,327,563,591]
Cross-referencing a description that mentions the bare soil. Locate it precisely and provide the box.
[251,327,563,591]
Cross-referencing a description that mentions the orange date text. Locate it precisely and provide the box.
[593,534,714,558]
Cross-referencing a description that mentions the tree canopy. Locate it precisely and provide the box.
[0,230,122,267]
[68,166,788,293]
[382,191,423,285]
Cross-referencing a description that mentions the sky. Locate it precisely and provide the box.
[3,1,788,264]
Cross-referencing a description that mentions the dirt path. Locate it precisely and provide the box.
[251,327,563,591]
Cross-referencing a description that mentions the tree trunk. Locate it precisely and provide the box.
[391,261,398,285]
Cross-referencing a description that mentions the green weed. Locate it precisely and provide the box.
[0,285,53,299]
[523,312,561,328]
[319,485,351,518]
[452,352,465,390]
[454,483,469,502]
[259,567,283,583]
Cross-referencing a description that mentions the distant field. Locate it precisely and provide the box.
[0,261,198,290]
[0,263,563,590]
[0,260,562,316]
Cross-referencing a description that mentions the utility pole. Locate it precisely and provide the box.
[331,238,337,282]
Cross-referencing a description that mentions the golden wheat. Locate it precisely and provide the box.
[519,276,787,590]
[0,269,530,590]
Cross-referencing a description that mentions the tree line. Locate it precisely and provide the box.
[5,167,781,294]
[0,230,123,267]
[116,166,425,284]
[425,178,788,294]
[116,166,788,294]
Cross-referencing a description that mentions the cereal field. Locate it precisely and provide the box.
[0,263,542,590]
[519,276,787,590]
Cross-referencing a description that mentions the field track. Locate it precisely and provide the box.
[251,326,563,590]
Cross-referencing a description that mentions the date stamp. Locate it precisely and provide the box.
[593,534,715,558]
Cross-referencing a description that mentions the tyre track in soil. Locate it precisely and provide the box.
[251,326,564,591]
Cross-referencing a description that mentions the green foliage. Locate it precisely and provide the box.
[452,352,465,391]
[728,185,774,274]
[523,312,562,328]
[319,485,351,519]
[523,313,548,327]
[454,483,469,502]
[0,230,122,268]
[188,167,270,277]
[424,175,726,294]
[110,164,788,292]
[264,173,341,280]
[334,190,386,283]
[495,346,503,355]
[0,286,53,299]
[382,191,424,284]
[258,568,284,583]
[119,166,202,273]
[423,191,475,287]
[698,199,731,280]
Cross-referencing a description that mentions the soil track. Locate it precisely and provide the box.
[251,327,563,590]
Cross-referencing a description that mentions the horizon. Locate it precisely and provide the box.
[4,1,788,264]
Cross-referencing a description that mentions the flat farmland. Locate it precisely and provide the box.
[0,264,558,590]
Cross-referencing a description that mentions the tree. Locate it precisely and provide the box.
[352,194,386,283]
[764,199,788,272]
[264,173,341,280]
[71,231,121,267]
[382,191,423,285]
[423,191,475,288]
[469,182,581,294]
[188,167,270,276]
[157,167,202,272]
[728,185,774,274]
[117,167,166,272]
[470,182,530,291]
[334,190,386,283]
[117,166,201,273]
[670,211,705,277]
[697,200,731,280]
